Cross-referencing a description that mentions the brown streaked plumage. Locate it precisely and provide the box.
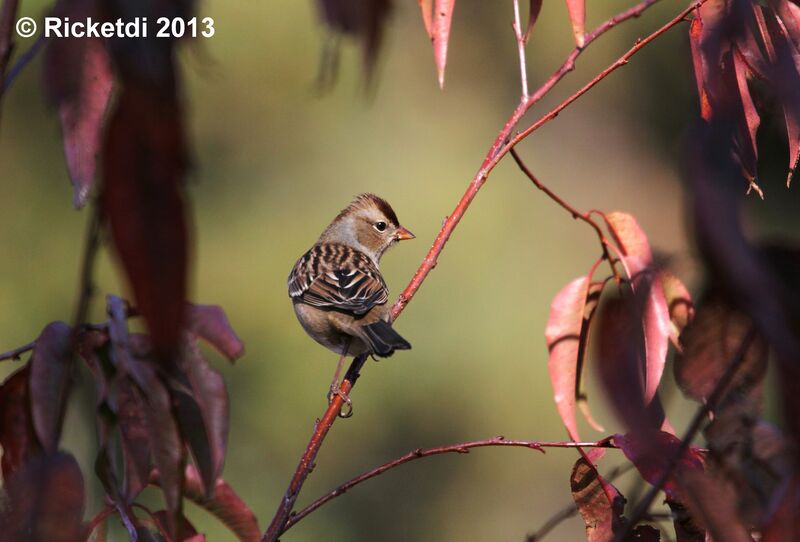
[288,194,414,361]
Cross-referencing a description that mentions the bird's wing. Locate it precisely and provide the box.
[288,244,388,315]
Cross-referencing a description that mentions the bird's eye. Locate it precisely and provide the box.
[374,221,387,232]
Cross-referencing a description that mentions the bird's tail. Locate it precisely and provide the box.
[362,320,411,357]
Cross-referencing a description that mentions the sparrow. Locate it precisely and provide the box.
[288,193,414,410]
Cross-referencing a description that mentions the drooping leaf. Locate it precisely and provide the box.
[0,365,42,477]
[29,321,73,453]
[604,212,671,404]
[181,342,229,493]
[524,0,544,43]
[44,0,114,208]
[188,304,245,362]
[614,431,703,501]
[666,498,706,542]
[117,377,152,501]
[315,0,393,79]
[678,468,752,542]
[433,0,455,89]
[152,465,260,542]
[570,457,624,542]
[545,277,589,441]
[675,289,768,405]
[565,0,585,47]
[0,452,86,542]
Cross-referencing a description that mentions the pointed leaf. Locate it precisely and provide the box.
[570,457,624,542]
[660,270,694,350]
[0,452,86,542]
[524,0,544,43]
[432,0,455,88]
[0,365,42,477]
[188,304,245,362]
[565,0,585,47]
[117,377,153,501]
[604,212,670,404]
[101,87,189,363]
[30,321,73,453]
[545,277,589,441]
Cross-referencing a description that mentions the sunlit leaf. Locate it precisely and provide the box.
[417,0,433,37]
[660,270,694,350]
[570,457,624,542]
[433,0,455,89]
[565,0,585,47]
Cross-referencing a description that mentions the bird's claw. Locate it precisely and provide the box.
[328,386,353,418]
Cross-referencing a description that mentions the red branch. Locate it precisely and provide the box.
[283,436,619,532]
[261,1,703,540]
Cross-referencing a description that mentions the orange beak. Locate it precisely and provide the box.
[395,226,415,241]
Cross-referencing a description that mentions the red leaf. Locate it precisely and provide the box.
[30,321,73,453]
[679,468,753,542]
[0,365,42,477]
[545,277,589,441]
[101,88,189,363]
[417,0,433,38]
[565,0,585,47]
[188,304,245,362]
[432,0,455,89]
[614,431,703,500]
[0,452,86,542]
[45,38,113,207]
[117,377,152,501]
[524,0,544,43]
[153,464,261,542]
[604,212,670,404]
[570,458,624,542]
[733,50,761,184]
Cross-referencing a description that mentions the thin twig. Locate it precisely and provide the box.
[3,34,44,92]
[526,463,634,542]
[0,340,34,362]
[512,0,529,99]
[510,148,622,283]
[283,436,620,533]
[611,328,757,542]
[72,203,102,329]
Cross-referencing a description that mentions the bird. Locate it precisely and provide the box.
[288,193,414,412]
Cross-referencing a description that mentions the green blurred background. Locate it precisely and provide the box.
[2,0,799,540]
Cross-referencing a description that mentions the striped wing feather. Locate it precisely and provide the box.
[288,244,388,315]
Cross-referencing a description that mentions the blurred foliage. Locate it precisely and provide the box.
[1,0,799,540]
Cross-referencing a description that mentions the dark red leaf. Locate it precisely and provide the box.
[565,0,585,47]
[188,304,245,362]
[152,511,201,541]
[524,0,544,43]
[153,464,260,542]
[570,457,624,542]
[0,365,42,477]
[101,87,189,363]
[614,431,703,500]
[315,0,392,77]
[545,277,589,441]
[0,452,86,542]
[433,0,455,88]
[30,321,73,453]
[117,377,152,501]
[181,342,229,493]
[44,0,114,208]
[679,468,752,542]
[604,212,671,405]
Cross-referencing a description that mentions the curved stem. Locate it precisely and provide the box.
[283,436,619,533]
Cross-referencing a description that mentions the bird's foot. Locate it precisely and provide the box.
[328,385,353,418]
